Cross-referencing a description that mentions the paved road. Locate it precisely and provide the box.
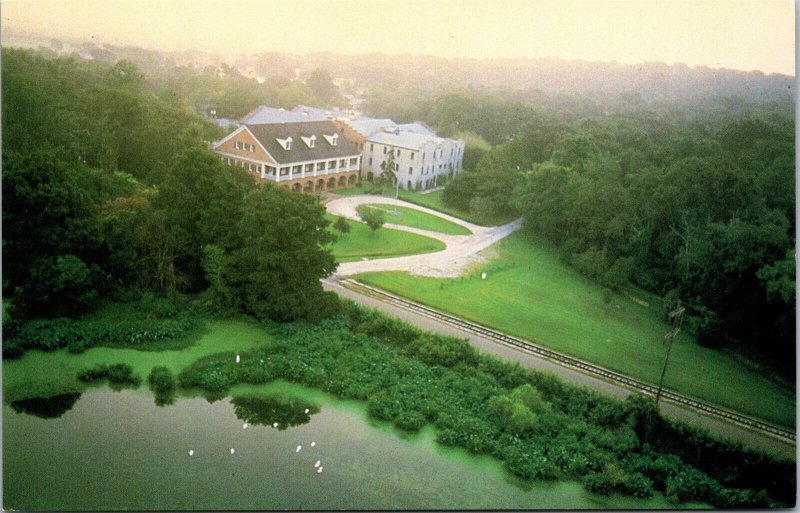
[327,195,524,277]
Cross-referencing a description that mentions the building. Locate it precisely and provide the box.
[212,116,361,193]
[336,117,465,191]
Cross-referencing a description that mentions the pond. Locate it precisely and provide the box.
[4,381,692,510]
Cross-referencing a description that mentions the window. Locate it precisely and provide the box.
[409,166,413,174]
[332,134,338,146]
[369,157,372,166]
[383,146,387,154]
[286,140,292,150]
[411,152,415,160]
[234,141,241,149]
[280,167,289,176]
[328,161,335,169]
[396,149,401,157]
[370,143,374,152]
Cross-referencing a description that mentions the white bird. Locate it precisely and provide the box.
[314,460,321,468]
[188,450,194,456]
[317,467,323,473]
[272,422,278,428]
[296,445,302,453]
[304,408,309,414]
[310,441,316,447]
[235,354,240,363]
[243,423,248,429]
[230,448,235,455]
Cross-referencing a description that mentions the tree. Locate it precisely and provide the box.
[379,151,399,196]
[228,185,338,321]
[333,216,351,237]
[307,68,337,105]
[356,205,385,236]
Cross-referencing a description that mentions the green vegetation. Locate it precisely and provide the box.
[78,363,141,389]
[175,308,793,508]
[356,232,795,427]
[326,214,445,262]
[334,186,513,226]
[355,204,386,235]
[365,204,471,235]
[148,366,177,405]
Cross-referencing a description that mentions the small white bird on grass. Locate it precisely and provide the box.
[243,422,249,429]
[188,450,194,456]
[310,441,316,447]
[236,354,240,363]
[296,445,302,453]
[230,448,235,455]
[304,408,310,414]
[317,467,323,473]
[314,460,321,468]
[272,422,278,428]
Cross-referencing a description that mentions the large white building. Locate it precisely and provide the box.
[336,117,465,191]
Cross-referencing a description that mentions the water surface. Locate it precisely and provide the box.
[4,382,691,510]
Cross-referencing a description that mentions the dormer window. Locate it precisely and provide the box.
[301,135,317,148]
[323,133,339,146]
[276,136,293,150]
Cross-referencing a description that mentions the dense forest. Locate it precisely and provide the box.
[2,48,338,325]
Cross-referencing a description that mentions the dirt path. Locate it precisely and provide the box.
[326,195,524,277]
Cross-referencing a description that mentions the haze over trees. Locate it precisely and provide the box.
[2,47,337,323]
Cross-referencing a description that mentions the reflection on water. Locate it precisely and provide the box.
[3,385,683,511]
[9,393,82,419]
[231,394,319,430]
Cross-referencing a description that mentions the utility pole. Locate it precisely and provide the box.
[655,304,685,406]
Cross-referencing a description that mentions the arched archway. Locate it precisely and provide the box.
[316,179,325,192]
[292,182,302,192]
[367,171,374,182]
[348,174,357,185]
[338,175,347,187]
[327,177,336,190]
[304,181,314,193]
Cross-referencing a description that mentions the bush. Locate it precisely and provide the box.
[405,333,477,367]
[8,317,198,356]
[148,366,176,393]
[78,363,141,388]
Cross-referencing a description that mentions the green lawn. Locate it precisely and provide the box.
[333,186,514,226]
[355,232,796,427]
[3,314,271,403]
[326,214,445,262]
[364,203,472,235]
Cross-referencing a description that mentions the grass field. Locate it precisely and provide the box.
[364,203,472,235]
[333,186,514,226]
[326,214,445,262]
[355,232,796,427]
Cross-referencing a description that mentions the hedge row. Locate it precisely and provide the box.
[177,310,793,508]
[3,317,197,358]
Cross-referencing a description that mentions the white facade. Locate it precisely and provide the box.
[362,128,465,191]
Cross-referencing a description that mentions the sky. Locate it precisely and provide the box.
[2,0,796,75]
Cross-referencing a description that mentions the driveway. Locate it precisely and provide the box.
[326,195,524,277]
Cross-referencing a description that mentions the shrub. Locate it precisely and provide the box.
[405,333,477,367]
[665,467,721,504]
[77,363,141,388]
[148,366,176,394]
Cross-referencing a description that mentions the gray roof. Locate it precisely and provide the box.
[291,104,357,120]
[246,120,359,165]
[241,105,327,124]
[368,130,446,150]
[397,122,437,137]
[339,117,397,138]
